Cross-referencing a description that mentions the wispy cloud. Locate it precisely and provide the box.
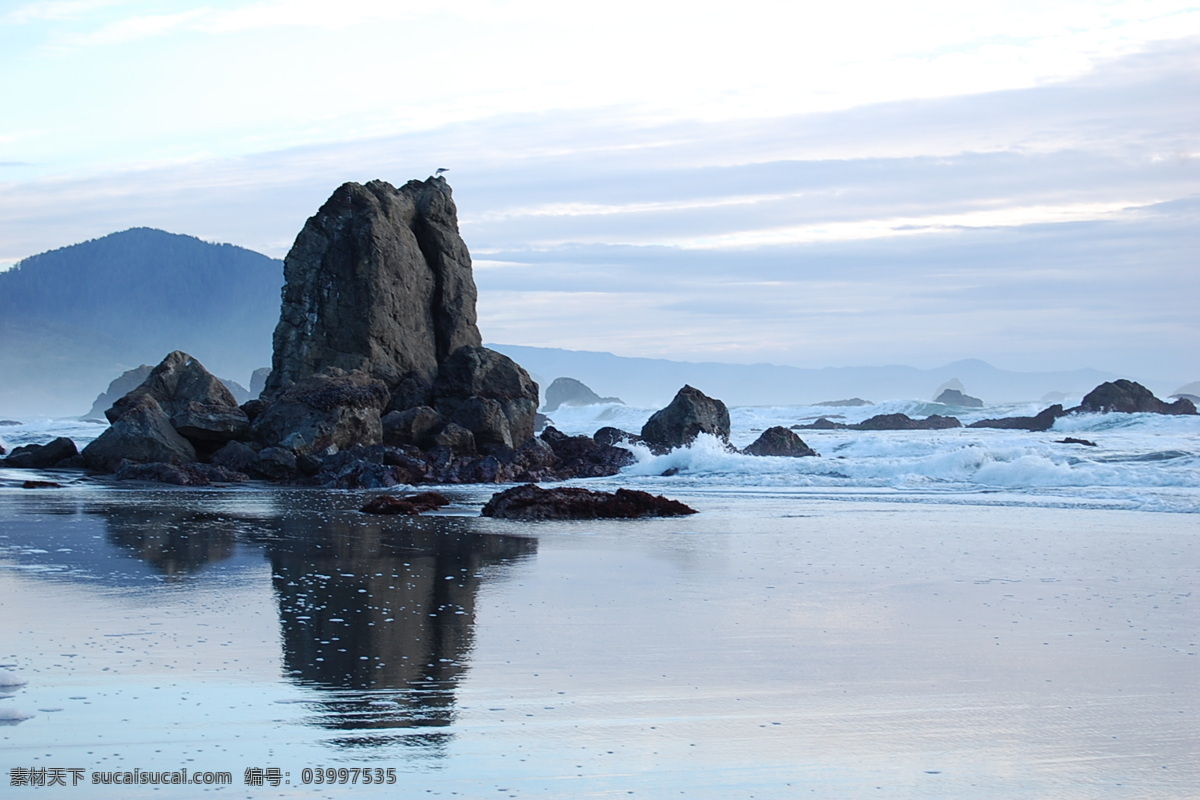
[0,34,1195,378]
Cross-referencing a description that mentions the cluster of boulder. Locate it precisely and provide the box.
[32,178,639,488]
[3,178,802,498]
[792,379,1195,433]
[584,384,818,459]
[968,379,1195,431]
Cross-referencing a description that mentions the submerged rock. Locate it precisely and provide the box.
[480,483,697,520]
[361,491,450,515]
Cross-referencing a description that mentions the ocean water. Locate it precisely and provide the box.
[5,398,1196,515]
[542,399,1200,514]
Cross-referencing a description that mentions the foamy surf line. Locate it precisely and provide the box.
[2,403,1198,513]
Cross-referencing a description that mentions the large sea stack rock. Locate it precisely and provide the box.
[640,385,731,453]
[266,177,482,408]
[1074,379,1196,415]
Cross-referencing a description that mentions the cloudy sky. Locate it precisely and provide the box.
[2,0,1197,383]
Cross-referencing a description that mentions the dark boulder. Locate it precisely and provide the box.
[856,413,961,430]
[540,426,637,478]
[209,440,261,473]
[594,426,645,448]
[640,385,730,453]
[968,405,1064,432]
[112,461,248,486]
[3,437,79,469]
[381,406,445,447]
[542,377,623,411]
[481,483,697,520]
[431,346,539,450]
[83,394,197,472]
[1074,380,1196,415]
[935,388,984,408]
[250,447,299,481]
[743,427,818,457]
[106,351,250,444]
[1057,437,1098,447]
[266,176,482,407]
[313,445,429,489]
[793,417,849,430]
[251,369,390,453]
[429,422,477,453]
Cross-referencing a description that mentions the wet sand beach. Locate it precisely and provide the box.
[1,481,1197,798]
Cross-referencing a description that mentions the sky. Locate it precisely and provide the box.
[1,0,1198,384]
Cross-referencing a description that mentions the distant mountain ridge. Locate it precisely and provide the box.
[0,228,281,417]
[488,346,1121,408]
[0,227,1144,418]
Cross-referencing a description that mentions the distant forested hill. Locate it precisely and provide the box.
[0,228,282,417]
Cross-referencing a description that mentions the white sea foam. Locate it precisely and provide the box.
[545,401,1200,513]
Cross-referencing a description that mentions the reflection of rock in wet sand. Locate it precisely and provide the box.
[266,516,536,749]
[97,506,237,576]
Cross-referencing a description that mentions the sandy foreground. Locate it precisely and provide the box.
[0,481,1196,798]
